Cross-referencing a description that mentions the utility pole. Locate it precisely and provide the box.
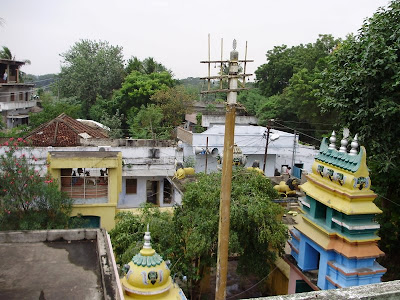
[200,37,252,300]
[205,136,209,174]
[291,130,297,169]
[262,119,272,173]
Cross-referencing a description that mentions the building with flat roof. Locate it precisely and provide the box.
[0,59,35,128]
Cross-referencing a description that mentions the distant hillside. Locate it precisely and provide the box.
[24,73,58,88]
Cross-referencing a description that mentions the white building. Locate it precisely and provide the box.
[177,125,319,177]
[0,139,181,209]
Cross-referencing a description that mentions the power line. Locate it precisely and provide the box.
[226,267,278,300]
[280,120,335,126]
[273,121,322,143]
[376,193,400,208]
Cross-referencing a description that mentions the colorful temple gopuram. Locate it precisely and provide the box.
[287,131,386,293]
[121,226,187,300]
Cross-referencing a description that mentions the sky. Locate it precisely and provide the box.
[0,0,392,80]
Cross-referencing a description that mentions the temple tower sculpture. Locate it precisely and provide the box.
[288,131,386,292]
[121,225,187,299]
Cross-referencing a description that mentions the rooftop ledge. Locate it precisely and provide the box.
[250,280,400,300]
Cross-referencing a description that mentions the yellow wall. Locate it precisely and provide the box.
[265,258,289,295]
[71,204,117,231]
[48,152,122,231]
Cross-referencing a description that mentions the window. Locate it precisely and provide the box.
[10,93,15,101]
[19,92,23,101]
[126,178,137,194]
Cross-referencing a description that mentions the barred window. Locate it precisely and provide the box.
[126,178,137,194]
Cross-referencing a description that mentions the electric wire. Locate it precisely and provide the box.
[273,121,322,142]
[376,193,400,208]
[225,267,278,300]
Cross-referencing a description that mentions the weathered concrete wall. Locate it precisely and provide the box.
[250,280,400,300]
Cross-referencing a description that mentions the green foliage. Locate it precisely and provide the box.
[175,169,287,284]
[129,104,170,139]
[247,35,340,143]
[0,125,30,138]
[58,39,125,117]
[29,95,82,128]
[100,109,124,139]
[89,95,119,121]
[177,77,202,101]
[151,85,194,127]
[320,0,400,280]
[110,169,287,297]
[114,71,175,113]
[0,46,13,59]
[125,56,170,75]
[183,156,195,168]
[0,139,73,230]
[255,35,339,97]
[237,88,267,116]
[109,204,175,266]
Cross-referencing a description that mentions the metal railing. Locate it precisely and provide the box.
[61,175,108,203]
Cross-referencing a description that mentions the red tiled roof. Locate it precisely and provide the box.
[25,113,108,147]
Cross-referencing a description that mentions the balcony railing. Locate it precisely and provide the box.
[61,176,108,204]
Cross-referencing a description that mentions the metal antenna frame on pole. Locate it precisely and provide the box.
[200,35,253,300]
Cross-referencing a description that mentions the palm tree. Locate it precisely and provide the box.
[0,46,13,60]
[0,46,31,64]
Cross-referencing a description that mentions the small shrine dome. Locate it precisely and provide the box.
[121,225,187,300]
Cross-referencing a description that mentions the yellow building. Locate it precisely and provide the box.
[121,226,187,300]
[48,151,123,230]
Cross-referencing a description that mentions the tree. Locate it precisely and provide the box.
[129,104,169,139]
[28,95,82,129]
[0,46,12,59]
[0,139,74,230]
[256,35,339,98]
[237,88,268,116]
[100,109,124,139]
[112,71,175,128]
[125,56,170,75]
[58,40,125,117]
[321,0,400,280]
[110,168,288,298]
[115,71,175,110]
[249,35,340,143]
[151,85,194,127]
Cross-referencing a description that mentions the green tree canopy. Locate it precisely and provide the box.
[112,71,175,128]
[125,56,170,75]
[0,46,12,59]
[110,169,287,298]
[151,85,194,127]
[255,35,339,97]
[58,39,125,117]
[243,35,340,143]
[129,104,168,139]
[28,94,82,129]
[321,0,400,280]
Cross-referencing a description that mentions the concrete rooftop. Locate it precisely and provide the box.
[0,229,121,300]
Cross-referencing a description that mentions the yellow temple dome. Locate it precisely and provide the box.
[121,225,187,300]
